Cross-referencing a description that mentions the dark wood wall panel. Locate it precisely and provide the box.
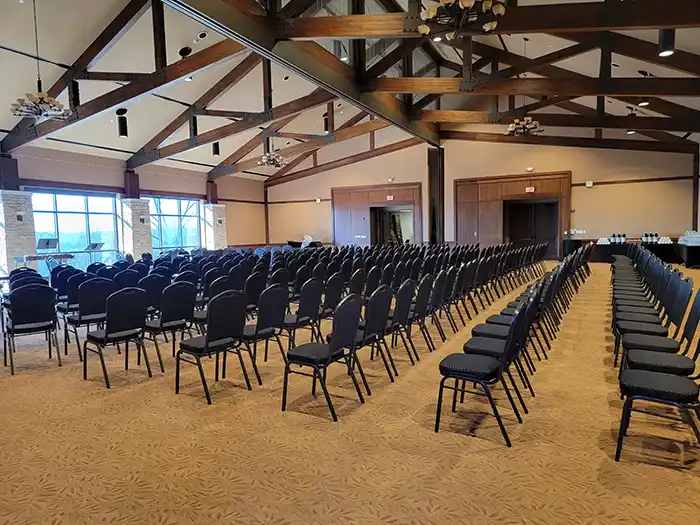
[455,171,572,257]
[331,183,423,245]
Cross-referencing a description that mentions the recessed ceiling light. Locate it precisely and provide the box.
[433,36,442,42]
[184,76,193,82]
[340,56,349,62]
[627,129,636,135]
[286,141,291,145]
[638,98,650,107]
[283,75,289,81]
[612,62,621,68]
[337,102,342,107]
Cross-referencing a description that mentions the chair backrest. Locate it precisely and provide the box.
[363,285,393,339]
[202,267,223,297]
[77,277,115,317]
[313,262,327,282]
[160,282,197,325]
[667,277,694,333]
[85,262,106,275]
[113,260,130,272]
[328,294,363,355]
[244,271,267,306]
[50,265,71,287]
[138,274,170,308]
[256,284,288,331]
[174,270,197,285]
[429,270,447,310]
[10,274,47,291]
[9,283,57,326]
[205,290,247,345]
[681,288,700,352]
[297,277,323,320]
[209,276,232,299]
[150,265,173,280]
[66,272,90,305]
[97,266,120,280]
[381,264,393,286]
[294,264,313,293]
[105,288,148,336]
[10,266,38,280]
[228,264,246,291]
[130,263,149,279]
[442,266,457,302]
[393,279,416,327]
[364,265,382,297]
[322,272,345,313]
[114,269,140,289]
[270,268,289,286]
[348,269,366,296]
[55,267,81,294]
[412,273,433,319]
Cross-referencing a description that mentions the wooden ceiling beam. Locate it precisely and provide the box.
[370,77,700,97]
[441,130,698,155]
[363,39,427,80]
[129,87,335,168]
[1,0,151,144]
[275,1,700,39]
[161,0,439,146]
[72,71,153,82]
[133,52,260,154]
[2,39,245,153]
[425,111,700,132]
[265,138,421,187]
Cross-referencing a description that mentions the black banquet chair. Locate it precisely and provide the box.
[82,288,151,388]
[176,290,251,404]
[144,281,197,366]
[282,294,366,422]
[3,283,58,375]
[64,277,115,359]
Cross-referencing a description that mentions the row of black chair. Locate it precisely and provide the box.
[610,245,700,461]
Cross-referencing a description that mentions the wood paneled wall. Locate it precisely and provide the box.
[331,183,423,246]
[455,171,571,256]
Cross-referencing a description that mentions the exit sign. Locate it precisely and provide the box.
[386,195,394,201]
[525,186,535,193]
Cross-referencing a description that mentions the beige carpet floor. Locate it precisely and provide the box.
[1,263,700,524]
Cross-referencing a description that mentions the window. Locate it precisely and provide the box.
[146,196,203,256]
[32,191,120,273]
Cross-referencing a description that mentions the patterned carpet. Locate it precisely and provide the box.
[1,263,700,525]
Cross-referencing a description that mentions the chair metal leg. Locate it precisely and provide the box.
[434,377,446,432]
[97,346,110,389]
[397,329,414,365]
[451,377,459,412]
[235,349,252,390]
[354,353,372,396]
[175,351,181,394]
[344,356,365,403]
[264,338,269,362]
[374,342,395,383]
[153,337,165,373]
[500,377,522,423]
[507,368,528,413]
[615,397,633,461]
[482,383,512,447]
[281,362,290,411]
[245,345,263,385]
[312,367,317,396]
[381,338,399,376]
[196,356,212,405]
[315,365,338,422]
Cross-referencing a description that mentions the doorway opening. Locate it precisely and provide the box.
[370,206,413,245]
[503,199,559,259]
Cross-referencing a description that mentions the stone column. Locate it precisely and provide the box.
[120,198,152,258]
[0,190,36,275]
[203,204,228,250]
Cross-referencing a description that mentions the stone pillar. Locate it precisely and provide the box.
[120,198,152,258]
[203,204,228,250]
[0,190,36,275]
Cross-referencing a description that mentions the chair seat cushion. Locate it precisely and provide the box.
[439,353,501,381]
[485,314,513,326]
[619,369,699,403]
[615,298,654,308]
[56,302,78,314]
[463,337,506,358]
[66,313,106,326]
[621,333,680,353]
[287,342,342,365]
[507,301,524,309]
[616,312,662,325]
[616,321,668,336]
[500,307,517,316]
[615,305,658,315]
[242,324,277,340]
[471,323,510,340]
[284,313,312,329]
[86,328,141,344]
[626,350,695,376]
[7,320,54,334]
[193,310,207,323]
[180,335,234,354]
[145,318,186,332]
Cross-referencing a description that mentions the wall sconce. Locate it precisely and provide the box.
[217,218,224,225]
[139,215,146,224]
[16,213,23,222]
[315,198,322,203]
[525,167,534,173]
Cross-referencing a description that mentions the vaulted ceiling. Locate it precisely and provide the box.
[2,0,700,184]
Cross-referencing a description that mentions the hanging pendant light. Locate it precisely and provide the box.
[658,29,676,57]
[116,108,128,138]
[10,0,71,121]
[212,141,220,156]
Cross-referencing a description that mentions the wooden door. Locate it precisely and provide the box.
[534,201,559,258]
[456,201,479,245]
[332,190,353,245]
[505,201,535,248]
[478,200,503,246]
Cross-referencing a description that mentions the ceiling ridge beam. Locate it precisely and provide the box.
[128,87,335,169]
[133,52,260,154]
[3,39,245,153]
[266,138,421,187]
[161,0,439,146]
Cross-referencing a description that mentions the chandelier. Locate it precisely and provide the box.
[257,151,287,168]
[418,0,507,38]
[505,117,544,136]
[10,0,71,121]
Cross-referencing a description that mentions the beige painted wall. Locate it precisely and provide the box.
[267,143,430,242]
[225,202,265,245]
[217,175,265,202]
[268,201,333,244]
[443,140,695,241]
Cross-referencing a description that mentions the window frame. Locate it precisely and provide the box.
[145,196,203,256]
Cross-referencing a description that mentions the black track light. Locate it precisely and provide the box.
[116,108,128,138]
[658,29,675,57]
[212,141,220,156]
